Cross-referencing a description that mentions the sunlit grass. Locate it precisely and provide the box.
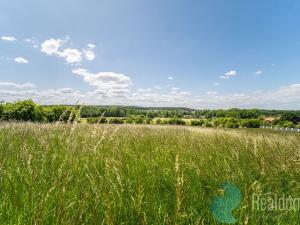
[0,123,299,224]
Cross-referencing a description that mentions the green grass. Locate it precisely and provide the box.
[0,123,300,224]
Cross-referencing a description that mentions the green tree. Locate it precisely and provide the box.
[190,119,205,126]
[4,100,45,122]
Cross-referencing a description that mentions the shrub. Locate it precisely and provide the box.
[213,118,225,127]
[3,100,46,122]
[240,119,261,128]
[282,121,295,128]
[166,117,186,125]
[87,117,107,124]
[190,119,205,126]
[155,118,162,125]
[109,118,124,124]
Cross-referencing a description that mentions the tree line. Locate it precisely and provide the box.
[1,100,300,128]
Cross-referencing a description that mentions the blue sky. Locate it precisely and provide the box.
[1,0,300,109]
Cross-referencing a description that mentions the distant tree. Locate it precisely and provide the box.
[0,103,3,119]
[146,111,155,119]
[240,119,260,128]
[87,117,107,124]
[213,118,225,127]
[223,117,239,128]
[280,112,300,124]
[4,100,45,122]
[144,117,152,124]
[204,120,213,127]
[44,105,74,122]
[282,121,295,128]
[156,118,162,125]
[166,117,186,125]
[109,117,124,124]
[190,119,205,126]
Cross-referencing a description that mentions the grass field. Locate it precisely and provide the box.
[0,123,300,224]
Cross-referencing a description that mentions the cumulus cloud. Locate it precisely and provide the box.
[220,70,237,79]
[83,49,95,61]
[59,48,82,64]
[1,36,17,41]
[0,82,35,89]
[40,38,97,64]
[41,38,83,64]
[0,88,84,105]
[14,57,29,64]
[1,81,300,109]
[168,76,174,80]
[72,68,132,97]
[41,38,64,55]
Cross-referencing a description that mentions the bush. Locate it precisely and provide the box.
[223,117,239,128]
[0,104,4,119]
[87,117,107,124]
[166,117,186,125]
[124,115,152,124]
[190,119,205,126]
[282,121,295,128]
[43,105,77,123]
[240,119,261,128]
[3,100,45,122]
[155,118,162,125]
[204,120,213,127]
[212,118,225,127]
[108,118,124,124]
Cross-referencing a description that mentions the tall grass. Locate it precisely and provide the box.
[0,123,299,224]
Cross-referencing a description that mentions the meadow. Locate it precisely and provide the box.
[0,122,300,224]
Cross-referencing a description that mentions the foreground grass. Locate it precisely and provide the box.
[0,123,300,224]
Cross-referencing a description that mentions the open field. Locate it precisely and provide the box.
[0,123,300,224]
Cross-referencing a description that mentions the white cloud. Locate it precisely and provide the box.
[206,91,217,95]
[1,81,300,109]
[59,48,82,64]
[72,68,132,97]
[170,87,190,96]
[168,76,174,80]
[41,38,96,64]
[220,75,230,79]
[137,88,152,93]
[0,82,35,89]
[41,38,64,55]
[225,70,237,76]
[254,70,263,76]
[14,57,29,64]
[83,49,95,61]
[87,44,96,49]
[1,36,17,41]
[220,70,237,79]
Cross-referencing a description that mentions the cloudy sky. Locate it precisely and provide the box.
[1,0,300,109]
